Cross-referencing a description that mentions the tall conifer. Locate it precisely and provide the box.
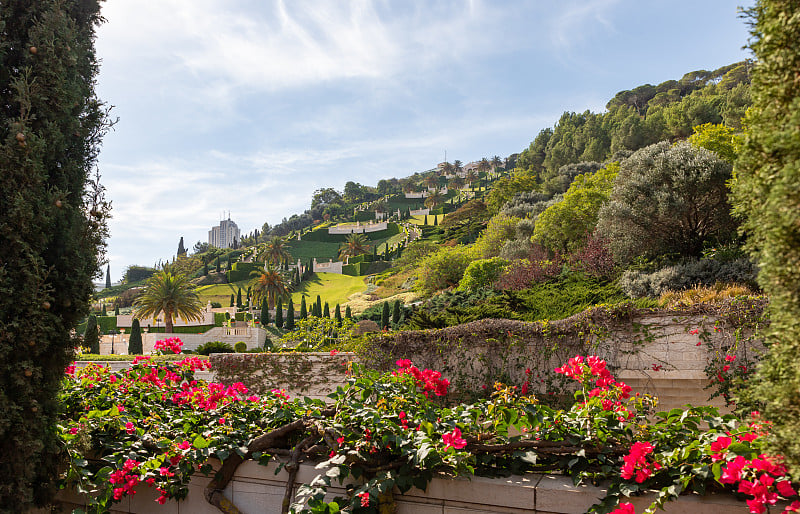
[128,319,143,355]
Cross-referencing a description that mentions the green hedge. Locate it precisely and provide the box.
[347,254,376,264]
[97,316,117,333]
[342,262,372,276]
[300,223,400,243]
[214,313,227,326]
[145,325,216,334]
[226,262,258,283]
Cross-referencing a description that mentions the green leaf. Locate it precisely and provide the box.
[727,442,751,456]
[193,434,209,449]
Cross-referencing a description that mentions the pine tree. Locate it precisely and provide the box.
[392,300,401,327]
[300,296,308,319]
[236,288,242,308]
[345,306,352,319]
[381,301,390,330]
[128,319,143,355]
[260,299,270,326]
[335,304,342,326]
[85,315,100,355]
[105,264,111,289]
[275,298,284,328]
[323,302,330,318]
[285,297,295,330]
[230,294,235,307]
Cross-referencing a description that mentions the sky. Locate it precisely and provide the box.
[94,0,752,282]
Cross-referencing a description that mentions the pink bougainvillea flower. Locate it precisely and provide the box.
[725,354,736,362]
[442,427,467,450]
[125,422,135,434]
[689,329,700,335]
[329,349,339,355]
[177,440,191,450]
[358,492,369,507]
[610,502,635,514]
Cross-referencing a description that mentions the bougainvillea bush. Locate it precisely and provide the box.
[57,339,799,513]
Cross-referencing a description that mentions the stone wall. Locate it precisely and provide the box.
[47,459,755,514]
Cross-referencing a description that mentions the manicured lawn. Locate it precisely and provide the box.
[290,272,366,308]
[196,279,252,306]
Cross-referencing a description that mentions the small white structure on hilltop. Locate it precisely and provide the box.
[209,213,240,249]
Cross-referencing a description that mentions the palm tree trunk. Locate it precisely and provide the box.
[165,308,174,333]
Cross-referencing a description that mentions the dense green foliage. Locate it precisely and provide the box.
[597,141,735,262]
[731,0,800,478]
[0,1,109,508]
[84,315,100,354]
[128,319,143,355]
[194,341,235,355]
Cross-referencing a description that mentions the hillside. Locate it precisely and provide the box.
[102,61,756,328]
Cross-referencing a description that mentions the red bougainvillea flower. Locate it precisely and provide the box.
[154,337,183,354]
[393,360,450,397]
[358,491,369,507]
[610,502,635,514]
[442,427,467,450]
[329,349,339,355]
[689,329,700,335]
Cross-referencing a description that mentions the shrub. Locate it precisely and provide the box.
[415,245,477,295]
[210,301,222,308]
[458,257,509,292]
[568,235,617,279]
[658,284,759,309]
[474,214,520,258]
[619,257,759,298]
[494,246,562,291]
[597,141,736,262]
[195,341,235,355]
[234,341,247,353]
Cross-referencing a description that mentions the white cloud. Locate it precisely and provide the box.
[549,0,620,55]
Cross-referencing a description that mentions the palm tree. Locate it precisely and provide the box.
[134,265,203,333]
[258,236,291,266]
[440,161,454,176]
[466,170,478,190]
[339,233,371,259]
[491,155,502,173]
[424,174,439,189]
[250,264,290,311]
[424,189,443,210]
[450,175,465,190]
[453,160,463,176]
[478,158,491,176]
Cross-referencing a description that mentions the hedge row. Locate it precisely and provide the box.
[342,262,372,276]
[226,262,258,283]
[301,223,400,243]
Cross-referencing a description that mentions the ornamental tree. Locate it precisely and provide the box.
[732,0,800,478]
[597,141,736,262]
[0,1,110,508]
[128,319,143,355]
[84,315,100,354]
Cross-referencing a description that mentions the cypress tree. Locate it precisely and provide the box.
[260,299,270,326]
[275,298,284,328]
[105,264,111,289]
[230,294,235,307]
[101,304,107,316]
[300,296,308,319]
[128,319,143,355]
[315,295,322,317]
[285,298,295,330]
[392,300,401,327]
[433,215,438,226]
[114,305,120,316]
[323,302,330,318]
[216,257,221,274]
[85,315,100,355]
[335,304,342,326]
[381,301,390,330]
[732,0,800,472]
[236,288,242,308]
[424,215,429,225]
[203,259,208,276]
[345,306,352,319]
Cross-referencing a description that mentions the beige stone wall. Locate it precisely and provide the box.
[47,459,755,514]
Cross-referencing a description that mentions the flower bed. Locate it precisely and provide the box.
[56,338,797,514]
